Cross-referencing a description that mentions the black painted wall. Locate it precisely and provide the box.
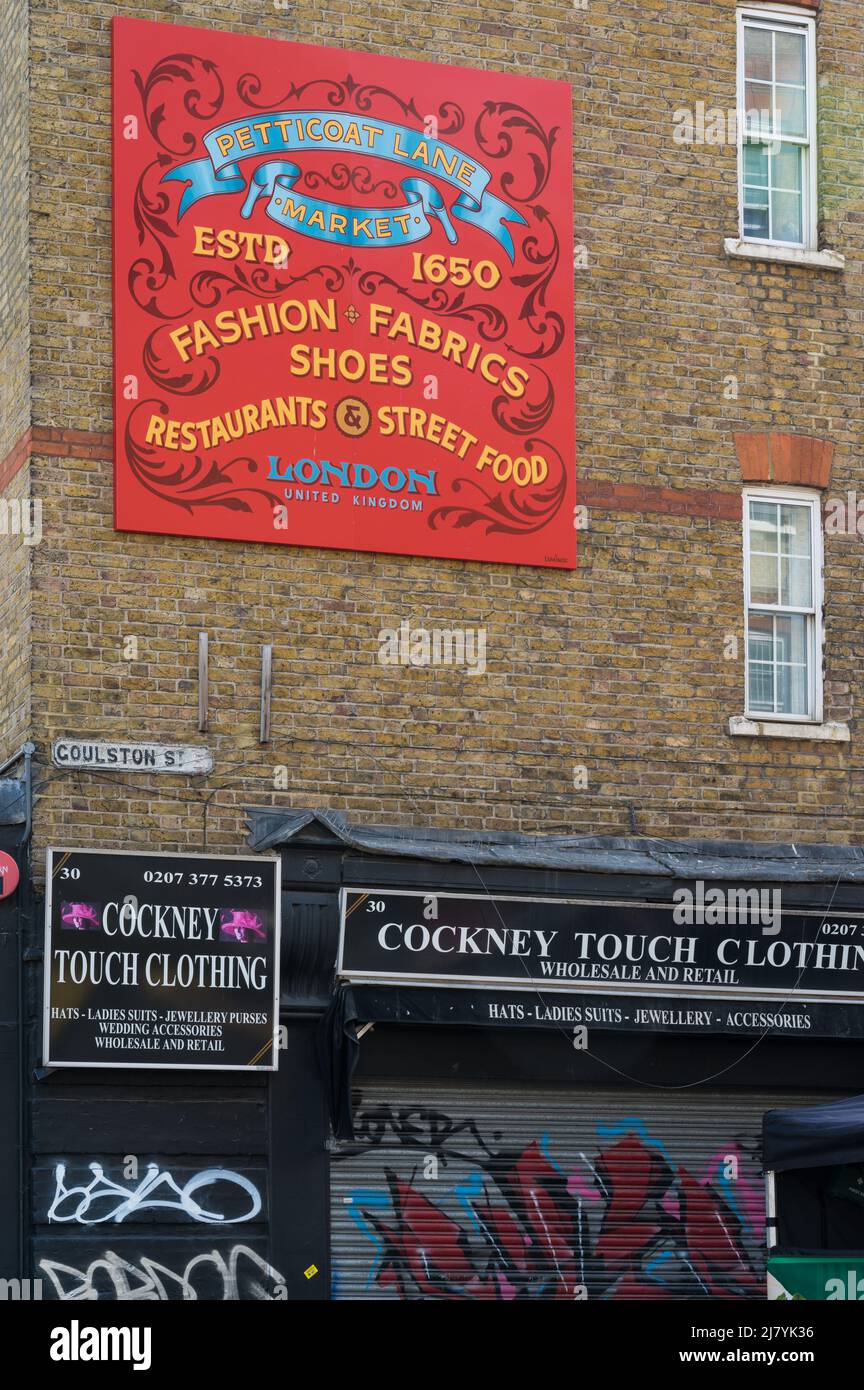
[18,820,864,1300]
[0,829,24,1286]
[25,880,333,1302]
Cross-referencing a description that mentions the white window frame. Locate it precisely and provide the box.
[743,486,823,724]
[736,5,818,251]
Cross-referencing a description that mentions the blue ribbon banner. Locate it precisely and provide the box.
[162,111,526,259]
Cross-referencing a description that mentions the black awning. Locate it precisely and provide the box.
[246,806,864,883]
[763,1094,864,1172]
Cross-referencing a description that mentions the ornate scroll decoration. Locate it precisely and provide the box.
[301,163,398,200]
[356,267,508,343]
[130,48,227,319]
[133,53,225,156]
[189,261,346,304]
[428,439,567,537]
[129,157,188,320]
[474,101,558,202]
[237,71,464,136]
[509,206,564,360]
[494,367,555,436]
[125,401,276,515]
[142,328,220,397]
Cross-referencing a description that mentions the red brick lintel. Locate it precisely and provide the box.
[0,428,32,493]
[579,480,741,521]
[32,426,114,461]
[0,428,113,488]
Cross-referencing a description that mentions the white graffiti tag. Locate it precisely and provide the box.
[37,1246,286,1301]
[47,1163,262,1225]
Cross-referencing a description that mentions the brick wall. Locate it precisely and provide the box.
[0,0,29,460]
[0,462,33,757]
[0,0,32,758]
[13,0,864,870]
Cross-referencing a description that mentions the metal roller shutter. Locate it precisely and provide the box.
[331,1080,830,1300]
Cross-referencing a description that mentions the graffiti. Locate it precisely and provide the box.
[47,1163,262,1226]
[352,1104,496,1159]
[336,1106,765,1300]
[38,1246,285,1301]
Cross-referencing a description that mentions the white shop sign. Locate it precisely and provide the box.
[52,739,213,775]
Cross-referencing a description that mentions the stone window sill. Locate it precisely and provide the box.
[729,716,850,743]
[723,238,845,272]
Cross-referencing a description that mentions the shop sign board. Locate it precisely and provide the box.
[44,848,281,1070]
[338,888,864,1038]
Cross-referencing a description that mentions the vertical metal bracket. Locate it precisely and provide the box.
[198,632,209,732]
[260,644,273,744]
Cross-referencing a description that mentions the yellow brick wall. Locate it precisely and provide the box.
[0,465,33,757]
[0,0,32,758]
[16,0,864,873]
[0,0,29,459]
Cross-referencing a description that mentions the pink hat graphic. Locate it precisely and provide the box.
[220,909,266,943]
[61,901,101,930]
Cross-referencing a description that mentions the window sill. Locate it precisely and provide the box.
[723,238,845,272]
[729,716,850,743]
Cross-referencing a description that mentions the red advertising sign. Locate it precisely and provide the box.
[0,851,19,901]
[112,18,575,567]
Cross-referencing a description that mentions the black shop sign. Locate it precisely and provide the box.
[43,848,281,1070]
[338,888,864,1011]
